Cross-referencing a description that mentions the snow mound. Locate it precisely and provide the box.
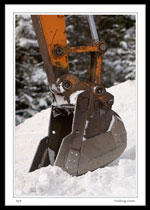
[15,80,136,197]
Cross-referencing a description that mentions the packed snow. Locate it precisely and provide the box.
[15,80,136,197]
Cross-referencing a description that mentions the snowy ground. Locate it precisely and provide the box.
[15,80,136,197]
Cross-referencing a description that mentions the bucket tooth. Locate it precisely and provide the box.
[29,106,74,172]
[29,137,50,172]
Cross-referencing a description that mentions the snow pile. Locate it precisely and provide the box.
[15,80,136,197]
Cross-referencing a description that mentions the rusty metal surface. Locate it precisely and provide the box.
[31,15,56,86]
[89,52,102,85]
[31,15,108,97]
[51,72,114,109]
[30,15,127,176]
[64,42,107,54]
[39,15,69,72]
[32,15,69,83]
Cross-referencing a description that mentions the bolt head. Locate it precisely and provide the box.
[63,80,72,90]
[56,47,63,56]
[99,43,107,52]
[95,86,104,96]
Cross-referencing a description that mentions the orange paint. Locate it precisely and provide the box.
[39,15,69,69]
[38,15,104,86]
[95,54,102,85]
[68,45,99,54]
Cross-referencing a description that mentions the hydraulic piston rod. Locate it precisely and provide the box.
[87,15,99,42]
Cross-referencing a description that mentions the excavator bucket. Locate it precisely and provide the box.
[29,15,127,176]
[55,91,127,175]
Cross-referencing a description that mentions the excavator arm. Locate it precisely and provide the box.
[29,15,127,176]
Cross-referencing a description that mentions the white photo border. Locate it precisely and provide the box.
[5,4,146,206]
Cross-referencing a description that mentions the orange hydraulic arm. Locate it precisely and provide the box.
[31,15,108,86]
[31,15,112,107]
[39,15,69,71]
